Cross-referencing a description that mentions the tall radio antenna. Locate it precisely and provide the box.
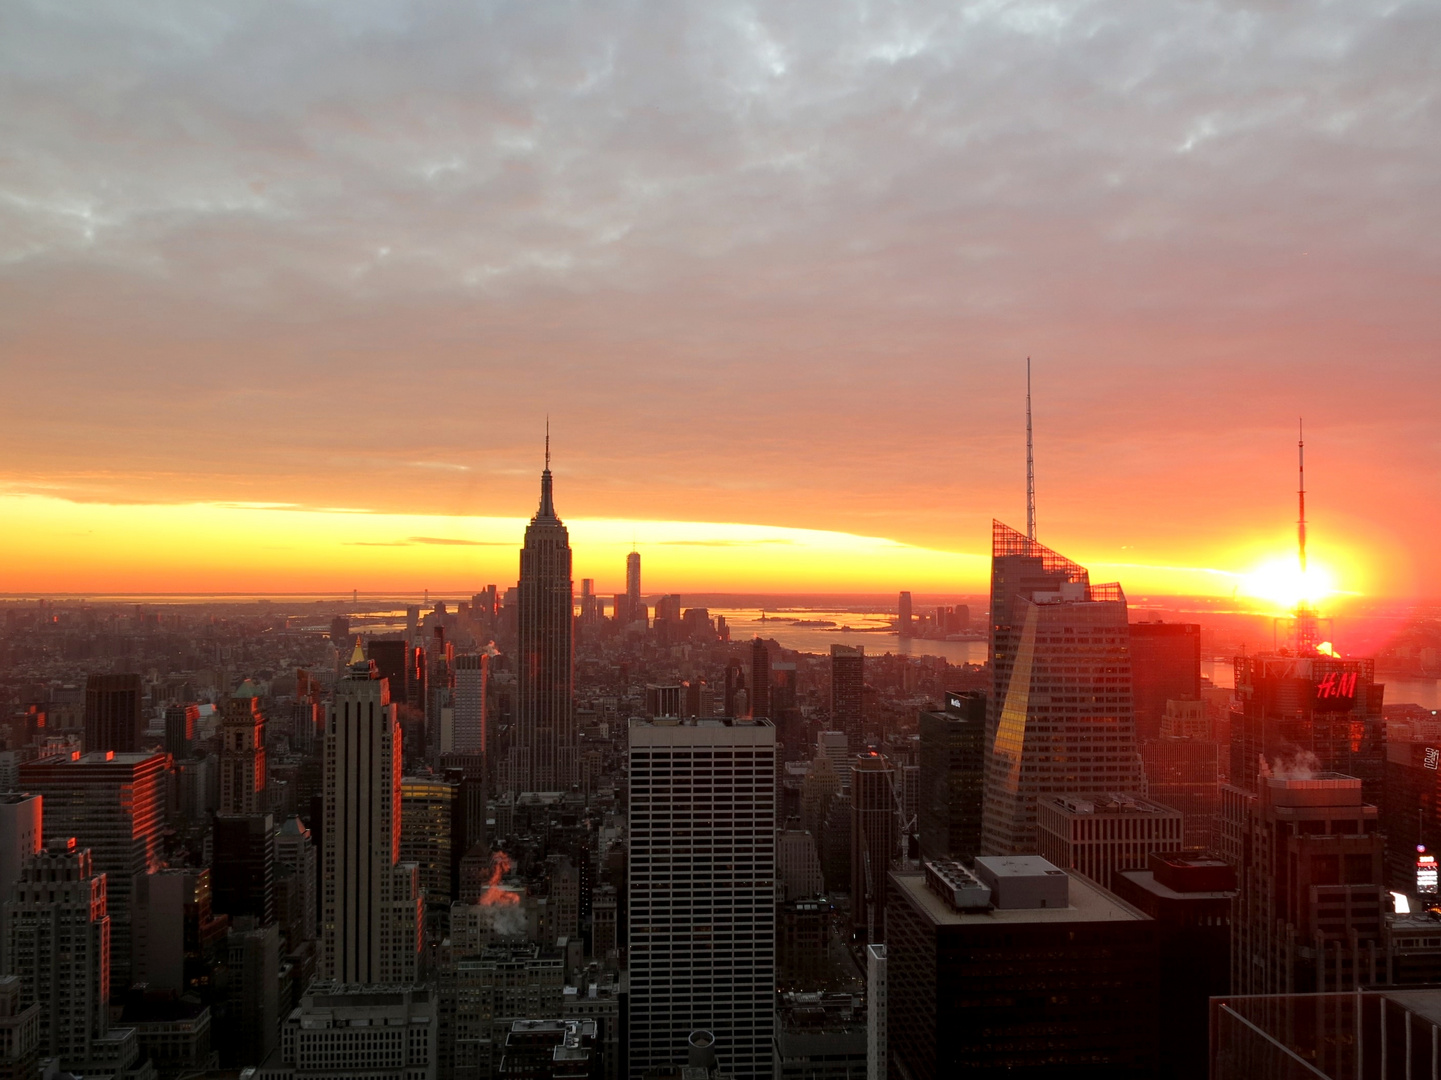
[1297,418,1306,575]
[1026,358,1036,541]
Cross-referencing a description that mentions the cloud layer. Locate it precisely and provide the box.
[1,0,1438,593]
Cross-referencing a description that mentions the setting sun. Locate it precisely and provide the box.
[1239,555,1339,610]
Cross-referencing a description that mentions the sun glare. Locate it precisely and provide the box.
[1239,556,1338,609]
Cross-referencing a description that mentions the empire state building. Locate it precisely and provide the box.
[513,438,576,792]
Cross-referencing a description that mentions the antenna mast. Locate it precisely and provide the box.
[1026,358,1036,541]
[1297,419,1306,575]
[545,415,551,470]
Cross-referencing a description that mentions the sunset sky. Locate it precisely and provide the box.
[1,1,1437,599]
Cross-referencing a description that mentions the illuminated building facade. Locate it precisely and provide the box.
[20,750,167,994]
[513,450,575,793]
[982,522,1144,856]
[1230,654,1386,804]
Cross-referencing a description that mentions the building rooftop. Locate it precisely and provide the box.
[891,867,1148,927]
[1041,792,1179,816]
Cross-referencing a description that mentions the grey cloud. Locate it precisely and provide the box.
[0,0,1438,578]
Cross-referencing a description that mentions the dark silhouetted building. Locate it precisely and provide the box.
[219,682,266,815]
[1224,773,1385,996]
[84,672,142,754]
[851,753,896,941]
[887,855,1158,1080]
[830,645,865,754]
[1129,622,1201,743]
[897,592,913,637]
[1141,700,1221,849]
[982,523,1143,855]
[164,703,198,759]
[514,448,575,793]
[1113,852,1236,1080]
[917,690,986,862]
[212,811,276,927]
[1383,740,1441,891]
[366,638,411,708]
[750,638,771,720]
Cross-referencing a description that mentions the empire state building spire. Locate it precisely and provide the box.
[535,418,559,523]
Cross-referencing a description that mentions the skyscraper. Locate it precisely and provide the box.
[750,637,771,720]
[1129,622,1202,743]
[453,652,489,756]
[851,752,897,941]
[830,644,865,753]
[897,592,913,638]
[164,703,198,758]
[917,690,986,862]
[212,811,276,927]
[981,522,1144,856]
[625,549,642,626]
[513,439,575,793]
[1,839,109,1065]
[320,645,422,985]
[84,672,142,754]
[219,681,266,815]
[628,718,776,1079]
[1226,773,1385,995]
[20,750,167,993]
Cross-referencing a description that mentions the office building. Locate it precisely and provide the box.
[453,652,490,756]
[20,749,167,993]
[274,815,318,949]
[132,867,228,995]
[887,855,1158,1079]
[219,682,267,815]
[623,550,643,628]
[497,1018,599,1080]
[866,945,885,1080]
[628,718,776,1080]
[1383,740,1441,891]
[221,918,280,1069]
[0,794,41,916]
[437,942,565,1080]
[1128,622,1201,743]
[1230,653,1386,804]
[830,645,865,754]
[1141,704,1220,850]
[982,522,1144,856]
[897,592,913,638]
[254,982,437,1080]
[750,638,771,719]
[212,811,276,926]
[320,646,423,985]
[777,828,825,901]
[1,839,109,1064]
[917,691,985,862]
[777,898,830,990]
[1113,852,1237,1080]
[401,776,456,908]
[84,672,143,755]
[1225,773,1385,995]
[0,976,40,1080]
[367,638,412,711]
[514,445,576,793]
[773,992,867,1080]
[817,730,850,792]
[1036,792,1183,891]
[645,685,684,719]
[164,703,199,758]
[850,753,896,941]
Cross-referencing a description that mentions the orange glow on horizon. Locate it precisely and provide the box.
[0,492,1389,602]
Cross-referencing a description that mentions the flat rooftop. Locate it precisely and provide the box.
[1115,869,1236,902]
[1040,792,1178,816]
[891,868,1148,927]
